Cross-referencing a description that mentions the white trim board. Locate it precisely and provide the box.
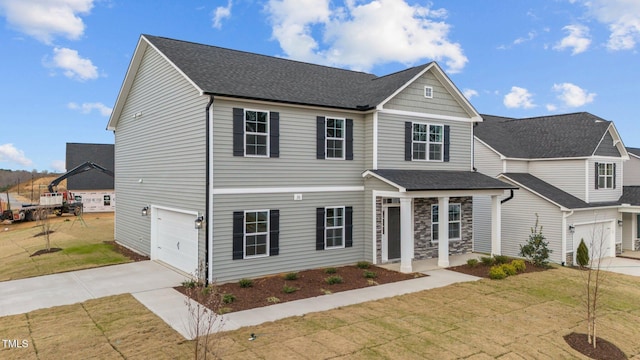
[212,186,364,195]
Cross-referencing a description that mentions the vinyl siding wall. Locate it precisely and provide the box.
[505,160,528,173]
[472,141,503,254]
[474,140,503,177]
[113,46,207,258]
[529,159,586,201]
[623,156,640,185]
[588,158,624,202]
[211,191,365,282]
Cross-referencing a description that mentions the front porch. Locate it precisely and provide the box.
[379,252,482,273]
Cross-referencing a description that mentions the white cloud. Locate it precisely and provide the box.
[50,47,98,81]
[554,24,591,55]
[265,0,467,73]
[503,86,535,109]
[68,101,112,116]
[546,104,557,112]
[212,0,232,29]
[0,143,33,167]
[0,0,93,44]
[583,0,640,50]
[463,88,478,100]
[50,160,66,172]
[552,82,596,107]
[514,31,536,45]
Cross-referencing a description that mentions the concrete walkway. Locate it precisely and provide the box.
[599,256,640,276]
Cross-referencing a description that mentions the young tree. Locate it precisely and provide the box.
[576,238,589,268]
[580,220,609,348]
[519,214,552,267]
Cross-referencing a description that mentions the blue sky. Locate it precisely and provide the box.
[1,0,639,171]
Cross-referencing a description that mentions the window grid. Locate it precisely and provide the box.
[412,122,443,161]
[325,206,345,248]
[326,118,345,159]
[597,163,614,189]
[244,210,269,258]
[245,110,269,156]
[431,203,461,242]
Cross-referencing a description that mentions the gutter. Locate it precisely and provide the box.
[205,95,214,284]
[500,189,514,204]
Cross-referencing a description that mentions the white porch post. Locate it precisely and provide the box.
[438,196,450,267]
[491,195,501,256]
[399,197,413,273]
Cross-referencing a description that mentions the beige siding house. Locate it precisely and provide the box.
[107,35,514,282]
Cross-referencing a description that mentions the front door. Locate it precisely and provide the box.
[386,206,401,260]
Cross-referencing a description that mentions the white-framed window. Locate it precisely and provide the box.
[597,163,614,189]
[326,117,345,159]
[244,210,269,258]
[424,86,433,98]
[325,206,345,249]
[412,122,443,161]
[245,110,269,156]
[431,203,461,242]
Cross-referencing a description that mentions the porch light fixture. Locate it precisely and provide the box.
[569,225,575,234]
[141,206,149,216]
[195,215,204,229]
[618,219,623,227]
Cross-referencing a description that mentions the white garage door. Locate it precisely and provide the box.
[152,207,199,275]
[573,221,615,262]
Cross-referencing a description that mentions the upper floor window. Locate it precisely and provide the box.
[424,86,433,99]
[233,108,279,158]
[432,203,461,242]
[412,123,443,161]
[326,118,345,159]
[595,162,616,189]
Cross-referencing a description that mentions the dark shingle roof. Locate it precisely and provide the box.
[143,35,430,110]
[619,186,640,205]
[370,169,516,191]
[475,112,612,158]
[627,147,640,158]
[65,143,114,190]
[502,173,620,209]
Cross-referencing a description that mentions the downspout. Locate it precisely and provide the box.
[500,189,514,204]
[205,95,214,285]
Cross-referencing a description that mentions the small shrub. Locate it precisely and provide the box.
[363,270,377,279]
[511,259,526,272]
[367,279,379,286]
[222,293,236,304]
[182,279,198,289]
[501,263,517,276]
[218,307,232,315]
[466,258,479,268]
[238,278,253,288]
[266,296,280,303]
[576,238,590,267]
[519,214,552,267]
[283,272,299,280]
[320,288,332,295]
[325,275,343,285]
[356,261,371,269]
[480,256,496,266]
[488,265,507,280]
[494,255,510,265]
[324,267,337,274]
[282,284,298,294]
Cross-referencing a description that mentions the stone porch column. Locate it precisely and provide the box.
[491,195,501,256]
[399,197,413,273]
[438,196,450,267]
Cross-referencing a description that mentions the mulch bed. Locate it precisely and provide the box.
[447,260,552,278]
[176,265,424,313]
[564,332,627,360]
[106,241,150,261]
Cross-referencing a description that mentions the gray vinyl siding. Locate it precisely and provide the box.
[505,160,528,173]
[212,100,365,188]
[365,113,374,169]
[501,184,564,264]
[377,112,472,170]
[211,191,365,282]
[529,159,586,201]
[474,140,502,177]
[472,195,492,254]
[113,45,207,259]
[623,156,640,185]
[384,70,469,118]
[594,132,621,157]
[588,158,623,202]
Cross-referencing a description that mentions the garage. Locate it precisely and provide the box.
[151,207,199,275]
[572,220,615,263]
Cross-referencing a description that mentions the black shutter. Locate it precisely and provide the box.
[345,206,353,248]
[233,108,244,157]
[595,162,599,189]
[346,119,354,160]
[269,112,279,158]
[316,208,325,250]
[405,122,412,161]
[232,211,244,260]
[613,163,616,189]
[269,210,280,256]
[443,125,450,162]
[317,116,325,159]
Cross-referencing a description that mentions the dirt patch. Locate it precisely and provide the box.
[105,241,149,262]
[176,265,424,313]
[30,248,62,256]
[447,260,551,278]
[564,332,627,360]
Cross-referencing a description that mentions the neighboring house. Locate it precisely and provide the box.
[624,147,640,185]
[474,113,640,265]
[65,143,115,213]
[106,35,514,282]
[622,147,640,251]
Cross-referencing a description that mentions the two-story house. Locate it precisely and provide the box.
[622,147,640,252]
[473,113,639,265]
[107,35,514,282]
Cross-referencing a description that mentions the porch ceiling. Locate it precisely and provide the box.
[363,169,517,192]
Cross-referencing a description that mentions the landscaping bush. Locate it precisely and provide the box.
[266,296,280,303]
[519,215,552,267]
[238,278,253,288]
[363,270,377,279]
[488,265,507,280]
[501,263,517,276]
[325,275,343,285]
[222,293,236,304]
[182,279,198,289]
[494,255,510,265]
[282,284,298,294]
[480,256,496,266]
[356,261,371,269]
[466,258,479,268]
[577,238,590,267]
[511,259,526,273]
[324,267,337,274]
[283,272,299,280]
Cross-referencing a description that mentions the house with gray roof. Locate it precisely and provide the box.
[624,147,640,186]
[106,35,514,282]
[474,113,640,265]
[65,143,115,213]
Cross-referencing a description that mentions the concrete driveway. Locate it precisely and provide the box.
[600,256,640,276]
